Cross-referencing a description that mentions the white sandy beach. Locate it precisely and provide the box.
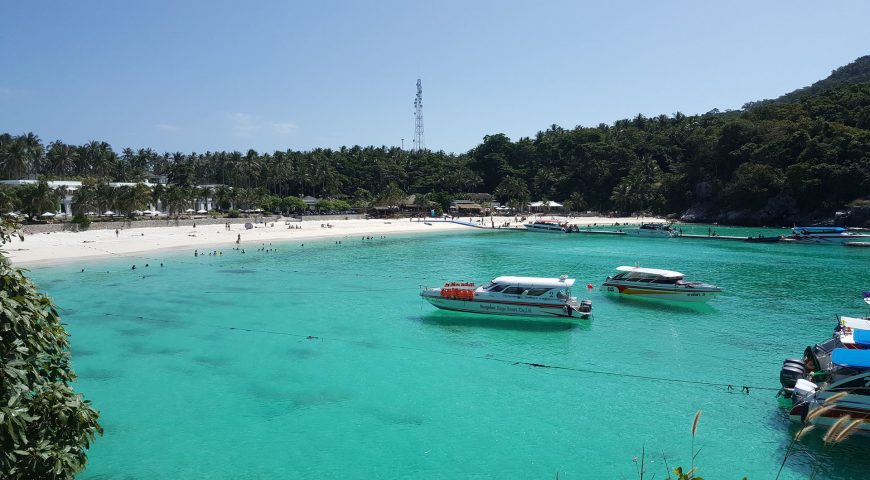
[4,215,664,266]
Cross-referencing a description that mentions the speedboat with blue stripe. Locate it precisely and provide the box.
[791,226,870,245]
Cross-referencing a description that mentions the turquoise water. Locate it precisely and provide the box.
[26,226,870,479]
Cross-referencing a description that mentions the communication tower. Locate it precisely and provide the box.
[413,79,425,151]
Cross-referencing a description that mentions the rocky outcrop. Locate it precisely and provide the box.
[679,207,714,223]
[839,200,870,228]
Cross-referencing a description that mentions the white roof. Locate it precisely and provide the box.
[491,276,575,288]
[616,266,683,278]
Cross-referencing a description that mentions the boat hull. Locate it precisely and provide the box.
[745,236,782,243]
[422,296,585,319]
[788,384,870,435]
[624,229,676,238]
[602,283,719,302]
[792,235,870,245]
[524,225,567,233]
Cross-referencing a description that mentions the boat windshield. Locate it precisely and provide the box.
[483,282,508,292]
[612,272,681,283]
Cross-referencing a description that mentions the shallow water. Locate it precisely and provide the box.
[27,226,870,479]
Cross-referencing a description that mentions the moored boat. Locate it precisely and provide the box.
[745,234,782,243]
[778,294,870,436]
[524,219,571,233]
[623,223,677,238]
[420,275,592,319]
[790,226,870,245]
[601,266,721,302]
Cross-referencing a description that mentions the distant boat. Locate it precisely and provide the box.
[745,235,781,243]
[791,226,870,245]
[524,219,570,233]
[623,223,677,238]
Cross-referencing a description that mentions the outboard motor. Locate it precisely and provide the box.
[779,358,807,398]
[578,300,592,314]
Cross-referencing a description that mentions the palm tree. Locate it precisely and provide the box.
[95,182,117,214]
[197,186,212,211]
[150,184,166,213]
[494,176,530,212]
[165,184,190,215]
[46,142,79,177]
[213,185,231,211]
[130,183,152,213]
[17,180,58,218]
[0,137,29,179]
[20,133,44,177]
[73,181,99,216]
[0,186,19,213]
[375,182,406,212]
[610,183,636,215]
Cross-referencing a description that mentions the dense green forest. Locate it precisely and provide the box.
[1,56,869,224]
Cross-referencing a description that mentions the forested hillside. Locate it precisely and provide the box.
[1,56,869,225]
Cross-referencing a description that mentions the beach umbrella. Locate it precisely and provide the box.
[3,212,18,218]
[132,210,143,215]
[41,212,56,217]
[196,209,208,214]
[185,208,196,213]
[244,222,253,230]
[104,210,115,216]
[253,208,262,212]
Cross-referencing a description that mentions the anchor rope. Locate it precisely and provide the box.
[82,311,779,395]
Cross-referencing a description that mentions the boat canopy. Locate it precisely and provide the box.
[832,348,870,369]
[854,330,870,347]
[490,276,575,288]
[841,316,870,330]
[615,266,683,278]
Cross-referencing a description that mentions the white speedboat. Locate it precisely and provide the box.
[791,226,870,245]
[524,219,570,233]
[420,276,592,319]
[624,223,677,237]
[601,266,721,302]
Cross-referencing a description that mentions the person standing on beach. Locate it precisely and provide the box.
[236,233,241,244]
[115,229,119,238]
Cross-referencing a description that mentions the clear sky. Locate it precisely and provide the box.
[2,1,869,155]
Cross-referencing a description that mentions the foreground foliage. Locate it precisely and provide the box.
[0,221,102,479]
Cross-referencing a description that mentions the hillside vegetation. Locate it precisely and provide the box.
[2,56,870,225]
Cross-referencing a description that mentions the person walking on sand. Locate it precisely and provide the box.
[236,233,241,244]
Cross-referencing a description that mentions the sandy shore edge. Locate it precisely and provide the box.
[5,215,663,267]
